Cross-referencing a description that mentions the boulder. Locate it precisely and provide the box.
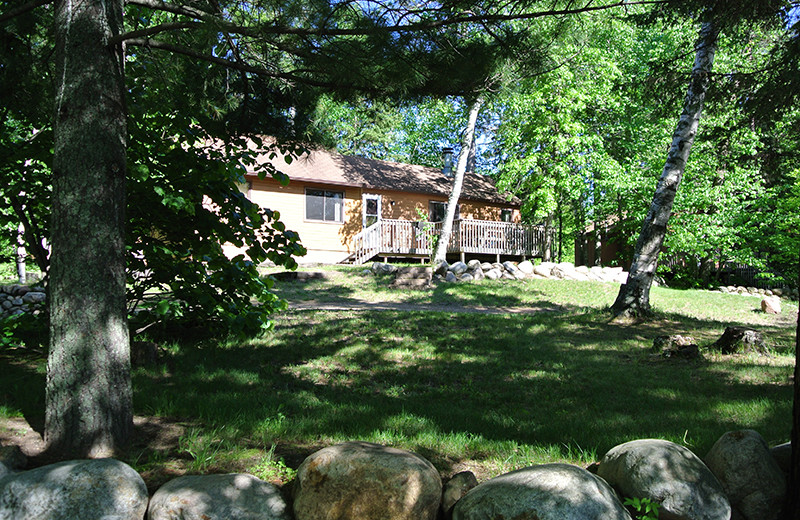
[711,327,768,356]
[148,473,290,520]
[704,430,786,520]
[597,439,730,520]
[441,471,478,520]
[459,273,474,282]
[653,335,701,359]
[452,463,631,520]
[517,260,534,274]
[434,261,449,277]
[0,446,25,478]
[372,262,397,274]
[484,268,502,280]
[480,262,493,271]
[450,262,468,276]
[471,268,485,281]
[293,441,442,520]
[533,263,553,277]
[761,297,781,314]
[466,259,482,271]
[0,458,148,520]
[445,272,458,283]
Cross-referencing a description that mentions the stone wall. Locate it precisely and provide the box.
[0,285,46,320]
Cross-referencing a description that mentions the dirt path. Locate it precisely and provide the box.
[286,299,563,315]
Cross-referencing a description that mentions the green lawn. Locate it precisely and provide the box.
[1,267,795,490]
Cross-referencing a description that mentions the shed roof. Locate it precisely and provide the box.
[248,145,519,206]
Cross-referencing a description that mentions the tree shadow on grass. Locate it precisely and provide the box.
[132,305,794,478]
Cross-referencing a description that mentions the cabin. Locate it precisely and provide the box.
[238,145,550,265]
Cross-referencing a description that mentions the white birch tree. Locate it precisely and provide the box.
[611,20,719,318]
[433,95,484,264]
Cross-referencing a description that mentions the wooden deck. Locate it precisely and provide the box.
[348,218,550,265]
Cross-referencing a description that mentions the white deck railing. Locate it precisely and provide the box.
[350,219,549,265]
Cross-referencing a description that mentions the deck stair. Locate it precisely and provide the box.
[391,266,433,289]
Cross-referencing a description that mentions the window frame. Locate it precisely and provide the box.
[429,201,459,222]
[305,188,345,223]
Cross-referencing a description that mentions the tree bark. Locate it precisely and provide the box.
[16,223,26,284]
[433,95,484,264]
[46,0,132,458]
[612,21,719,318]
[786,248,800,519]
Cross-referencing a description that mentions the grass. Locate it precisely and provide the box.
[1,265,796,490]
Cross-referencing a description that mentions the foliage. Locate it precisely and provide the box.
[0,312,45,350]
[624,497,661,520]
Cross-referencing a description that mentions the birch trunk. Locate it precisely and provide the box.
[433,96,484,264]
[46,0,132,458]
[611,21,719,318]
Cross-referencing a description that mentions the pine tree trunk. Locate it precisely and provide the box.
[786,251,800,519]
[46,0,132,458]
[433,96,484,264]
[612,21,719,318]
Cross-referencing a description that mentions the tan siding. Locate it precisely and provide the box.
[243,179,521,264]
[247,177,361,262]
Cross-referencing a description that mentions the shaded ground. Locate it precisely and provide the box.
[1,288,794,491]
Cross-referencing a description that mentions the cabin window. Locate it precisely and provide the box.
[306,189,344,223]
[500,209,512,222]
[429,201,459,222]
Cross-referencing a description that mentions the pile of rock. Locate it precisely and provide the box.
[430,260,629,285]
[718,285,798,300]
[0,285,46,320]
[1,430,790,520]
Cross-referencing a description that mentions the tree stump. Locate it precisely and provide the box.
[712,327,767,355]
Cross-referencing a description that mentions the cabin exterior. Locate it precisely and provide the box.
[239,146,550,264]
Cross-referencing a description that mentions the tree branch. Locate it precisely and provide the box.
[124,38,385,92]
[110,21,200,45]
[122,0,667,39]
[0,0,53,24]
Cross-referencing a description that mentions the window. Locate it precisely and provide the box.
[429,201,459,222]
[500,209,512,222]
[306,189,344,222]
[363,194,381,228]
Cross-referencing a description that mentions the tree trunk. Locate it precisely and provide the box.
[786,248,800,520]
[433,95,484,264]
[542,214,553,262]
[46,0,132,458]
[612,21,719,318]
[16,223,26,284]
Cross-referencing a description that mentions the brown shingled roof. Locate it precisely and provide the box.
[249,145,519,206]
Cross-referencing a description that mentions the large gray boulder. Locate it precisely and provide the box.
[441,471,478,520]
[452,463,632,520]
[598,439,730,520]
[534,262,555,277]
[484,268,502,280]
[704,430,786,520]
[450,262,469,276]
[293,441,442,520]
[0,446,25,478]
[148,473,290,520]
[0,458,148,520]
[517,260,534,274]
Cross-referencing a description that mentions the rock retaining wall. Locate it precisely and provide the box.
[0,430,789,520]
[0,285,46,320]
